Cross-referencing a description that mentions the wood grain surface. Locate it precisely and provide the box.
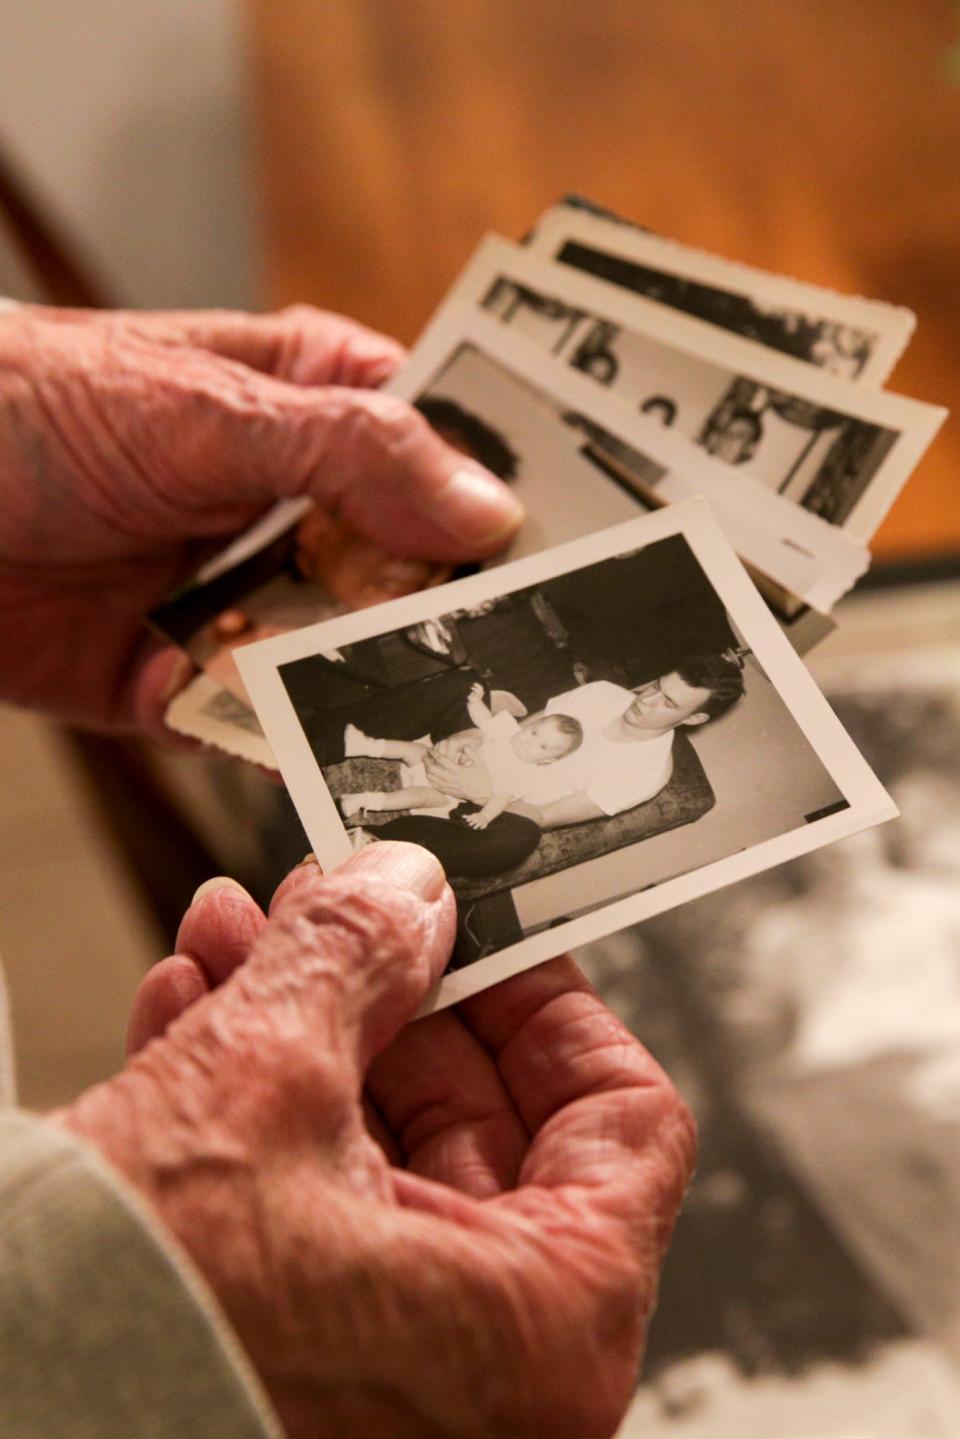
[247,0,960,559]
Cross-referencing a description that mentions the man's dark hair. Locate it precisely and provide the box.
[415,396,519,481]
[676,652,745,721]
[546,712,584,753]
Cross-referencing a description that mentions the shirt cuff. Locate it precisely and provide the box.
[0,1111,282,1439]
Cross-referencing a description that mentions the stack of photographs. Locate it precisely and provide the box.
[150,198,947,1005]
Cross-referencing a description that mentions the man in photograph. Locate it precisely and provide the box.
[352,653,744,879]
[282,532,746,879]
[422,654,744,834]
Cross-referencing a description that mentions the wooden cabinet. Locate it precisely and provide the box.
[247,0,960,561]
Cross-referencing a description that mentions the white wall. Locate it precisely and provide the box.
[0,0,257,308]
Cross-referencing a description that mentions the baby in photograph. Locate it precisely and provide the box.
[339,683,583,829]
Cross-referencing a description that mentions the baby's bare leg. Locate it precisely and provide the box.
[373,785,448,811]
[340,785,446,822]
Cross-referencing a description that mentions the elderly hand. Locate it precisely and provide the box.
[62,842,695,1439]
[0,305,522,734]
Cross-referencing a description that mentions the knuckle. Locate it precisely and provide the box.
[166,955,356,1136]
[610,1037,698,1188]
[351,390,424,455]
[236,1008,355,1136]
[275,871,431,1001]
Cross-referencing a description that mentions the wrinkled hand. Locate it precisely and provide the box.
[423,746,494,803]
[0,305,522,733]
[63,843,695,1439]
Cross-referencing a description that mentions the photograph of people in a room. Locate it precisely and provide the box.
[389,308,880,619]
[237,503,894,1006]
[527,199,917,383]
[159,298,877,768]
[446,235,943,544]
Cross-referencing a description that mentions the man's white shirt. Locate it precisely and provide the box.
[545,681,675,816]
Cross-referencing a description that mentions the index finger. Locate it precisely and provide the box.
[459,956,696,1229]
[163,306,406,388]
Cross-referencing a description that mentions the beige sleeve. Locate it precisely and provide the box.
[0,1112,283,1439]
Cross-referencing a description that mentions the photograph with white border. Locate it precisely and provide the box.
[528,202,916,386]
[155,304,856,766]
[390,305,869,614]
[443,236,945,545]
[165,671,276,769]
[236,500,895,1012]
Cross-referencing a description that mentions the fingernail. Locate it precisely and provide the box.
[434,468,525,547]
[191,875,253,905]
[339,841,446,902]
[298,852,320,868]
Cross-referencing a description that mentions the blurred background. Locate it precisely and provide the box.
[2,0,957,554]
[1,2,959,1433]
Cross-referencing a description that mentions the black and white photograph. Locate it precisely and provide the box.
[165,670,277,769]
[157,234,930,766]
[236,502,894,1009]
[159,304,857,764]
[0,9,955,1439]
[156,275,915,765]
[447,236,945,544]
[528,200,916,386]
[393,306,870,615]
[589,579,960,1436]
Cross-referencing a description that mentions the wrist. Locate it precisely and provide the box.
[0,1109,284,1439]
[50,1059,273,1346]
[51,1066,174,1211]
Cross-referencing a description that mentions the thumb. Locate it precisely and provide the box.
[126,877,268,1055]
[162,844,456,1108]
[276,383,526,561]
[150,341,525,561]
